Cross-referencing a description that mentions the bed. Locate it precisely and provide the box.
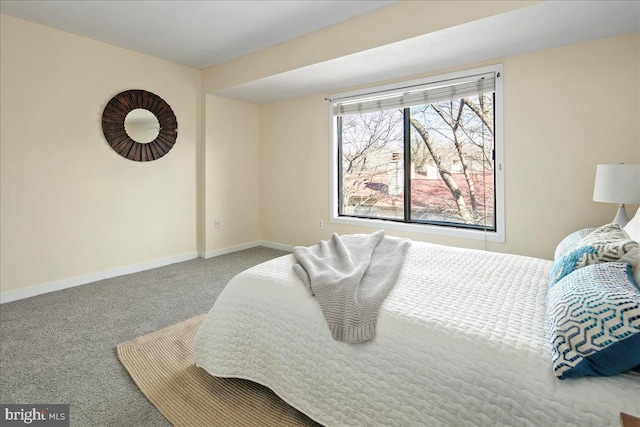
[194,238,640,426]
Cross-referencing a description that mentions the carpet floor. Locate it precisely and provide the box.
[0,247,287,426]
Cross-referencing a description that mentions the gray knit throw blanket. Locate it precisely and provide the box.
[293,230,410,344]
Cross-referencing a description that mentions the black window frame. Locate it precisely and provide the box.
[336,98,497,233]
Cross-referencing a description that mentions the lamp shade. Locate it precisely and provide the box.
[593,164,640,204]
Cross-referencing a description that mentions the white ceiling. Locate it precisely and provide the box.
[215,0,640,104]
[0,0,396,69]
[1,1,638,105]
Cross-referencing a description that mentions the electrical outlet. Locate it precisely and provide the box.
[317,219,324,229]
[214,219,221,229]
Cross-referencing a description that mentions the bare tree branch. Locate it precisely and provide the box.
[409,116,473,223]
[432,102,478,214]
[462,97,494,136]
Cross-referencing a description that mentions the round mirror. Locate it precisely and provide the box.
[102,89,178,162]
[124,108,160,143]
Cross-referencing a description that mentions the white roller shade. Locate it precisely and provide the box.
[332,72,495,116]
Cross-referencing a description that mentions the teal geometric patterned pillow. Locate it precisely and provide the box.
[550,224,639,285]
[546,262,640,379]
[554,227,596,260]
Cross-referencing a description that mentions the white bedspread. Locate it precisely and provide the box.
[194,241,640,426]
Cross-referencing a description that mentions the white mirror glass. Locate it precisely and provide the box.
[124,108,160,143]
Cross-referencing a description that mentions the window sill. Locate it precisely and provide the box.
[330,215,505,243]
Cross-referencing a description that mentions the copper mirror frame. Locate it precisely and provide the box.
[102,89,178,162]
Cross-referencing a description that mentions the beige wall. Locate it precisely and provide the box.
[260,33,640,260]
[204,95,261,253]
[0,15,201,294]
[502,33,639,257]
[260,95,330,246]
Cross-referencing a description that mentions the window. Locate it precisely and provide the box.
[330,65,504,242]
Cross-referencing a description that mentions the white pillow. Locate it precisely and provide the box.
[622,207,640,285]
[624,207,640,242]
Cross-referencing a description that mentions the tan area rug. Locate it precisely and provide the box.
[117,314,320,427]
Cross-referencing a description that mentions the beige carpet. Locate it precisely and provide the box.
[117,314,321,427]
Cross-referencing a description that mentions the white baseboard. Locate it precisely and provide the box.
[199,240,294,259]
[1,241,295,304]
[199,241,262,259]
[0,252,199,304]
[260,240,295,252]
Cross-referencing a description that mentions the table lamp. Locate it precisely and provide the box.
[593,163,640,227]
